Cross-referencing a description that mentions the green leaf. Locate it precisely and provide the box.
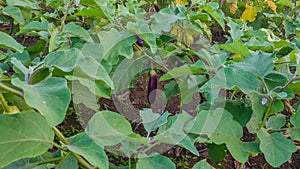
[7,0,39,9]
[186,108,253,162]
[150,8,179,33]
[207,143,226,164]
[12,77,71,126]
[226,17,243,40]
[48,28,68,52]
[264,73,294,99]
[59,155,78,169]
[192,159,215,169]
[112,57,144,93]
[136,154,176,169]
[201,67,259,103]
[76,55,114,88]
[288,105,300,141]
[3,6,25,25]
[201,2,225,30]
[163,80,178,99]
[85,110,133,146]
[17,21,50,35]
[160,63,206,81]
[98,28,136,60]
[233,52,274,77]
[266,114,286,130]
[139,108,169,133]
[0,32,24,53]
[224,100,252,127]
[67,132,108,169]
[65,22,93,43]
[220,39,250,57]
[0,111,54,168]
[258,128,297,167]
[155,111,198,155]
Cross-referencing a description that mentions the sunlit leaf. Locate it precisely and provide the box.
[240,2,257,22]
[85,110,133,146]
[0,32,24,53]
[175,0,188,6]
[265,0,277,14]
[12,77,71,126]
[229,1,238,14]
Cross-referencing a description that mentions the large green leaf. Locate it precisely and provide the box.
[186,108,256,163]
[3,6,25,25]
[0,32,24,53]
[112,57,144,93]
[201,2,225,30]
[258,128,297,167]
[65,22,93,43]
[150,8,179,33]
[97,28,136,60]
[0,111,54,168]
[12,77,71,126]
[44,48,80,72]
[232,51,275,77]
[220,39,250,57]
[76,55,114,88]
[17,21,50,35]
[85,110,133,146]
[136,154,176,169]
[67,132,108,169]
[200,67,259,103]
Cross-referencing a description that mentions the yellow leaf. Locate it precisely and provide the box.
[265,0,277,14]
[197,7,203,12]
[233,54,243,61]
[230,2,238,14]
[240,2,257,22]
[175,0,188,6]
[170,23,195,46]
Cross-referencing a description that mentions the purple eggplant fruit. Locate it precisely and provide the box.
[135,34,144,47]
[154,4,160,12]
[147,69,158,104]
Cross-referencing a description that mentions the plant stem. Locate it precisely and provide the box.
[72,153,95,169]
[260,99,275,128]
[61,2,71,30]
[0,93,11,112]
[52,127,69,144]
[35,156,64,166]
[55,152,72,169]
[52,127,95,169]
[0,82,23,97]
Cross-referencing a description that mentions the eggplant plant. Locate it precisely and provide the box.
[0,0,300,169]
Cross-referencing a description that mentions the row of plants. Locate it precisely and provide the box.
[0,0,300,168]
